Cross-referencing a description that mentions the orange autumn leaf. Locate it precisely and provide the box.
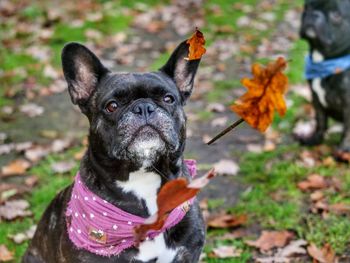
[186,28,206,60]
[231,57,288,132]
[134,169,215,243]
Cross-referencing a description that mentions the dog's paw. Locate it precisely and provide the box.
[295,133,324,146]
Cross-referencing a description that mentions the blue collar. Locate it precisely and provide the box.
[305,54,350,80]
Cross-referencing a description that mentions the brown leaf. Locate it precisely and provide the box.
[1,159,31,176]
[24,175,39,188]
[245,230,294,252]
[297,174,328,191]
[134,169,215,242]
[0,244,13,262]
[231,57,288,132]
[207,213,247,228]
[329,203,350,215]
[51,160,76,174]
[25,145,50,162]
[211,246,242,258]
[307,243,336,263]
[185,28,206,60]
[0,199,32,220]
[256,239,307,263]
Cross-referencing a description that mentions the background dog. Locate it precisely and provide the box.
[299,0,350,152]
[22,40,205,262]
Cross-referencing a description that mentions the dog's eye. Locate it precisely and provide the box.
[105,101,118,113]
[329,11,342,24]
[163,94,175,104]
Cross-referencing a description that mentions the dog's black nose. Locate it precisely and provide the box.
[132,102,155,120]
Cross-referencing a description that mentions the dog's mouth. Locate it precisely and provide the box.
[127,124,165,145]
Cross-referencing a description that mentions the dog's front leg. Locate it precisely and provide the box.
[339,94,350,152]
[298,87,328,146]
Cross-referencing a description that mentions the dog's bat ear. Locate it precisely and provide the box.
[160,40,201,102]
[61,42,109,106]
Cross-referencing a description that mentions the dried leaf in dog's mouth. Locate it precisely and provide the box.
[185,28,206,61]
[134,168,215,243]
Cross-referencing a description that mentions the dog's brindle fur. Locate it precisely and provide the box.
[23,41,205,262]
[299,0,350,151]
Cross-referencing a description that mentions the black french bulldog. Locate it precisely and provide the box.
[23,40,205,262]
[299,0,350,152]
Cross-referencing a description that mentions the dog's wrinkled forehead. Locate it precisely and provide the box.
[96,72,180,104]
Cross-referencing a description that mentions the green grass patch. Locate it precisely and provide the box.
[287,39,308,84]
[206,79,241,103]
[149,52,170,71]
[0,147,81,261]
[204,238,252,262]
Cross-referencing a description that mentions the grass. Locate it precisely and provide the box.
[0,148,80,261]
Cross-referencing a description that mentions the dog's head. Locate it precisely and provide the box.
[62,41,200,168]
[300,0,350,58]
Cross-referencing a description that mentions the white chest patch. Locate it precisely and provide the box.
[312,50,324,63]
[136,234,177,263]
[311,51,327,107]
[116,169,161,215]
[312,78,327,107]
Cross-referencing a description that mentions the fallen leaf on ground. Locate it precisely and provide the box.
[0,244,13,262]
[310,191,324,202]
[51,138,72,153]
[211,246,242,258]
[307,243,336,263]
[207,213,247,228]
[24,175,39,187]
[1,159,31,176]
[247,144,263,153]
[256,239,307,262]
[279,239,308,257]
[329,203,350,215]
[207,103,225,113]
[0,199,32,220]
[19,103,44,118]
[74,147,87,160]
[51,160,76,173]
[231,57,288,132]
[8,225,36,244]
[297,174,328,191]
[213,159,239,176]
[185,28,206,60]
[134,169,215,242]
[246,230,294,252]
[25,146,50,162]
[211,116,228,127]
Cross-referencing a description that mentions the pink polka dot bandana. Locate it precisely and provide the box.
[66,160,197,256]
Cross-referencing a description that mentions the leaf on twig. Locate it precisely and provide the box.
[231,57,288,132]
[185,28,206,60]
[134,169,215,242]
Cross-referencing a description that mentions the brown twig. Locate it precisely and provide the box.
[207,118,244,145]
